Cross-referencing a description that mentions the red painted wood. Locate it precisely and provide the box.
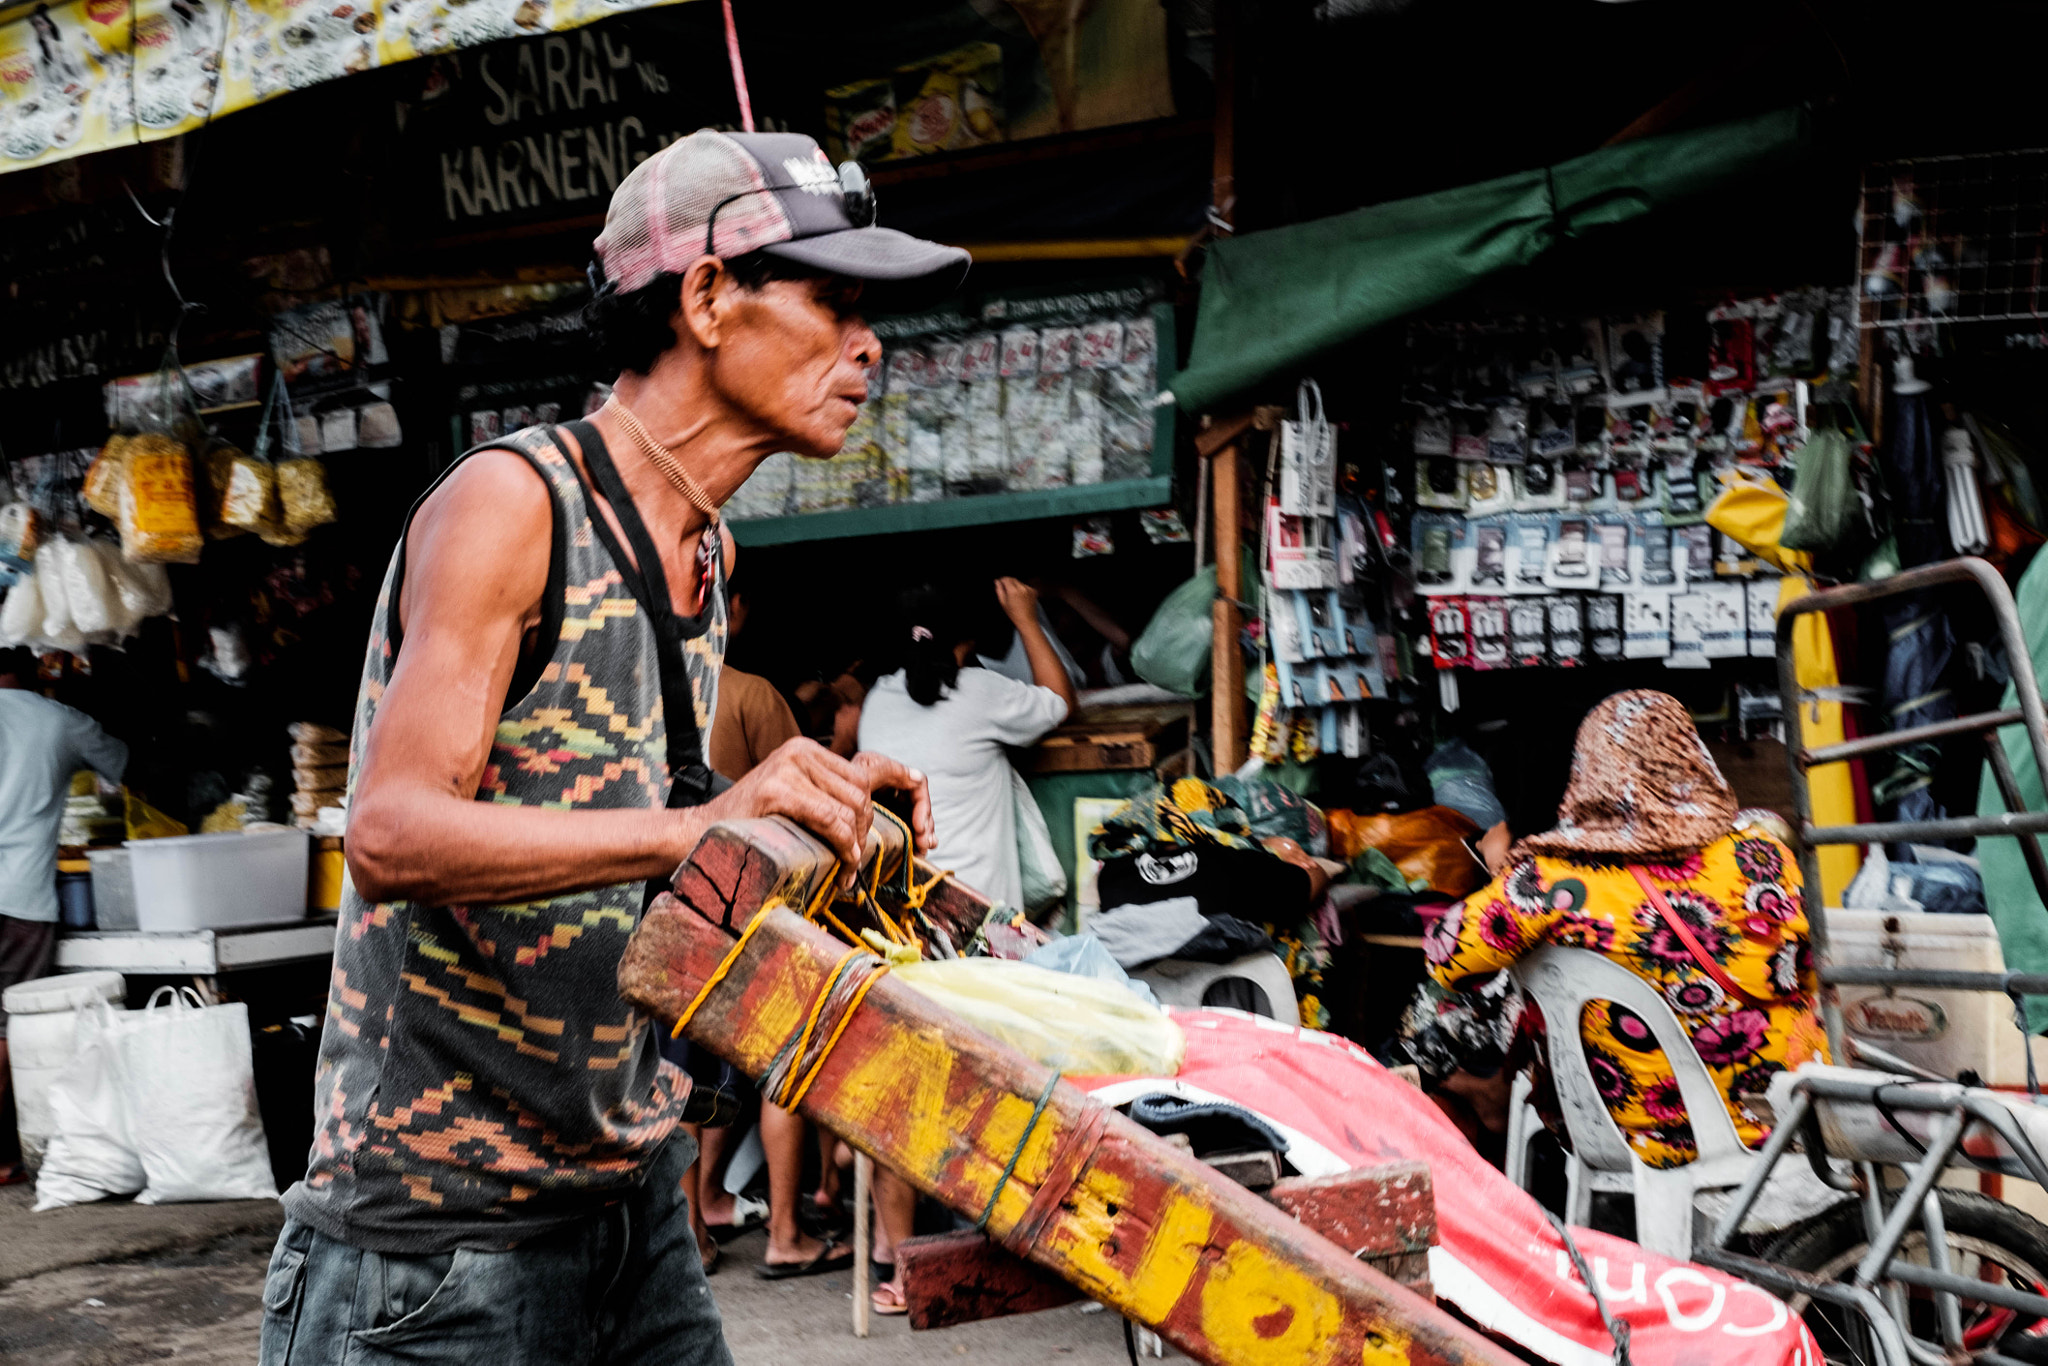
[898,1230,1082,1330]
[618,816,1517,1366]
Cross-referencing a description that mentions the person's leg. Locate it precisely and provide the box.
[0,914,56,1181]
[603,1135,733,1366]
[258,1215,594,1366]
[869,1166,918,1314]
[759,1100,848,1270]
[693,1123,737,1228]
[677,1121,716,1272]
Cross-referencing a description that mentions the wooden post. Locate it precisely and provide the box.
[619,817,1521,1366]
[1209,430,1246,772]
[853,1153,873,1337]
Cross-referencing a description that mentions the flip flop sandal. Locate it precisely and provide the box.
[870,1260,895,1284]
[798,1200,851,1240]
[755,1236,853,1280]
[699,1239,721,1277]
[870,1284,909,1317]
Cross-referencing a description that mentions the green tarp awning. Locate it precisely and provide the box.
[1169,106,1814,413]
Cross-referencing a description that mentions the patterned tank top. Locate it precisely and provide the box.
[284,422,727,1252]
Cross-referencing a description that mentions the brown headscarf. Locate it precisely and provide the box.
[1516,689,1738,862]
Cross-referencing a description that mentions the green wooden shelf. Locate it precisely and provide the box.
[727,475,1173,547]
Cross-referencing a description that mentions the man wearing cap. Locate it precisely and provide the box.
[258,131,967,1365]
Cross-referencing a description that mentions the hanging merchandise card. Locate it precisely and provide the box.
[1411,511,1467,593]
[1039,327,1079,375]
[1428,597,1471,671]
[1467,597,1509,670]
[1699,582,1748,658]
[1076,320,1124,370]
[1637,514,1678,587]
[1271,502,1339,590]
[1587,594,1624,663]
[1546,597,1585,668]
[1278,394,1337,517]
[1415,458,1469,510]
[1544,515,1600,590]
[1469,518,1509,592]
[1667,592,1711,669]
[1509,513,1552,593]
[1413,406,1452,457]
[1268,589,1307,663]
[1595,515,1632,590]
[1623,590,1672,659]
[1747,577,1782,658]
[1508,598,1549,668]
[998,328,1041,378]
[1675,524,1715,585]
[1465,462,1514,517]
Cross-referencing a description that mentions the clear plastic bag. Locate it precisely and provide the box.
[0,568,42,645]
[257,374,335,539]
[82,435,131,519]
[891,957,1184,1076]
[52,536,116,637]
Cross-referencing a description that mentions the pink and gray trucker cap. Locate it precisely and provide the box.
[594,129,969,305]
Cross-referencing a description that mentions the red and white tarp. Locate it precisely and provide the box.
[1086,1009,1820,1366]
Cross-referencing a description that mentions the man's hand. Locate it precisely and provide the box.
[706,738,932,883]
[994,576,1038,628]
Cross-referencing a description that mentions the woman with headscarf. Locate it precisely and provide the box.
[1419,689,1828,1168]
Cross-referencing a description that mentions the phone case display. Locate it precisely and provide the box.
[729,284,1167,523]
[1390,293,1855,674]
[1262,382,1385,758]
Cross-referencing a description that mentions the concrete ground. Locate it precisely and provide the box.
[0,1184,1129,1365]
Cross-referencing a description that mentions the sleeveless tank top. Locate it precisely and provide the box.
[283,422,727,1252]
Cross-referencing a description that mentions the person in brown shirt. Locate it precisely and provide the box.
[689,568,848,1278]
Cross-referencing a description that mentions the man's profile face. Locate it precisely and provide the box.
[705,273,882,460]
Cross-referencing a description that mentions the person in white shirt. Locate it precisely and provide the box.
[0,648,128,1184]
[858,577,1075,913]
[854,578,1074,1314]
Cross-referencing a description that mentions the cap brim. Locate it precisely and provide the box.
[760,227,970,313]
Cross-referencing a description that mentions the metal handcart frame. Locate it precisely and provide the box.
[1690,556,2048,1366]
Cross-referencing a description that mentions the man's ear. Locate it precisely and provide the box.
[677,256,728,351]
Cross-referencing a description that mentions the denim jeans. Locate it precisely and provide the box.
[258,1136,729,1366]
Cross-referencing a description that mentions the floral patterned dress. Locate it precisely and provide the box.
[1426,830,1829,1169]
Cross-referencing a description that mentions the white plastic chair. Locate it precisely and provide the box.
[1509,945,1760,1257]
[1133,952,1298,1022]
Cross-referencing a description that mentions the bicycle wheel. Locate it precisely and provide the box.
[1760,1188,2048,1366]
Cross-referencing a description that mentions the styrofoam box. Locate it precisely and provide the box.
[1829,909,2048,1086]
[87,846,137,931]
[126,830,312,932]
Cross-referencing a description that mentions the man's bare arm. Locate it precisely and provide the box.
[347,454,927,907]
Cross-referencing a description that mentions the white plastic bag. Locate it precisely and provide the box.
[54,537,116,637]
[114,555,173,621]
[1011,765,1067,913]
[121,987,277,1204]
[91,539,143,639]
[0,570,41,645]
[33,998,144,1210]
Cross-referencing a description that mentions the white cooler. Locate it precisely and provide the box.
[1829,909,2048,1086]
[125,829,312,932]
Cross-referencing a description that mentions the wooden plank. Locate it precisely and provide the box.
[1211,434,1247,772]
[1270,1162,1436,1262]
[619,818,1517,1366]
[900,1229,1082,1330]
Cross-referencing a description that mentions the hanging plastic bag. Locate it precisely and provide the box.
[258,374,336,540]
[50,536,116,637]
[36,540,85,652]
[0,495,39,578]
[82,435,132,519]
[0,568,43,646]
[1781,426,1855,552]
[33,998,144,1211]
[120,987,278,1203]
[113,552,173,623]
[1012,766,1067,914]
[1130,564,1216,698]
[892,957,1184,1075]
[117,433,204,564]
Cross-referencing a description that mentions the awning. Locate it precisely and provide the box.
[1168,106,1814,413]
[0,0,695,177]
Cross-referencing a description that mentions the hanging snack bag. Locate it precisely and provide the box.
[118,434,204,564]
[83,435,133,518]
[0,500,38,577]
[260,374,338,538]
